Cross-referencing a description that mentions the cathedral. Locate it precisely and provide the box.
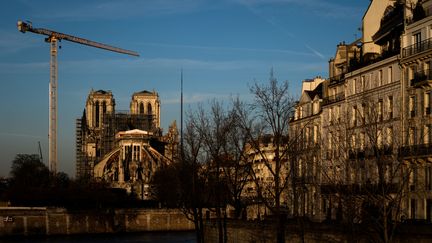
[75,89,178,199]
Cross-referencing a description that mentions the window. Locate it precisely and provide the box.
[360,132,365,150]
[388,66,393,83]
[378,99,383,121]
[102,101,107,114]
[387,127,393,146]
[313,101,319,114]
[336,105,340,122]
[313,125,318,144]
[413,32,422,51]
[147,103,152,115]
[410,65,418,84]
[139,103,144,114]
[95,101,100,127]
[352,106,357,126]
[411,166,418,191]
[388,96,393,119]
[361,103,366,125]
[411,199,417,219]
[361,76,365,91]
[378,70,383,86]
[351,134,356,149]
[424,125,432,144]
[409,127,416,145]
[329,107,333,124]
[425,92,431,115]
[410,96,417,118]
[377,129,383,148]
[426,166,432,191]
[353,78,357,94]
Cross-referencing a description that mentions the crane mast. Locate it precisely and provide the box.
[17,20,139,174]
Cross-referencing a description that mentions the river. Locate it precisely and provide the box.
[0,231,196,243]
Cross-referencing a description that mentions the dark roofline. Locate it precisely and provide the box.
[362,0,374,21]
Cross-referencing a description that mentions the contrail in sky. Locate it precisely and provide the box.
[236,0,326,60]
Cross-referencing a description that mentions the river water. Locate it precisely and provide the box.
[0,231,196,243]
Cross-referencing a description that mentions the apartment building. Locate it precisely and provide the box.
[400,0,432,222]
[290,0,432,223]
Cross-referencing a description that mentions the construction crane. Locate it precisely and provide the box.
[17,20,139,174]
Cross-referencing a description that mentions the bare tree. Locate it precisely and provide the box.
[236,72,296,243]
[179,119,208,243]
[321,94,412,243]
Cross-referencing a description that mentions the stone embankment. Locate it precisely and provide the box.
[204,219,432,243]
[0,207,193,236]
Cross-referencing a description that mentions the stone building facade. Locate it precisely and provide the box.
[289,0,432,223]
[76,89,177,199]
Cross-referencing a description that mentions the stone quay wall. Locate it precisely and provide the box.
[204,219,432,243]
[0,207,194,237]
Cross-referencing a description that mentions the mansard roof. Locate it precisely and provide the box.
[305,83,323,101]
[299,83,323,104]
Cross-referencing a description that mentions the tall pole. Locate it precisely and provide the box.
[48,37,58,174]
[180,69,184,158]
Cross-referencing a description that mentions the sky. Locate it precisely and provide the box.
[0,0,370,178]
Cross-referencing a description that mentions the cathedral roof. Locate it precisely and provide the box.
[116,129,153,139]
[133,90,154,96]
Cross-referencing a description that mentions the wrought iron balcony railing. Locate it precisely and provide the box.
[403,38,432,58]
[399,143,432,157]
[410,68,432,87]
[329,74,345,86]
[322,92,345,106]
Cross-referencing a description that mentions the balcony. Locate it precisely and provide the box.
[320,183,399,195]
[399,143,432,158]
[329,74,345,87]
[410,68,432,87]
[348,146,393,160]
[322,92,345,106]
[403,38,432,58]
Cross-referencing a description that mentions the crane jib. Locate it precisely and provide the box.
[31,27,139,57]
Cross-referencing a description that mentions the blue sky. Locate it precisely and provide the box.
[0,0,369,177]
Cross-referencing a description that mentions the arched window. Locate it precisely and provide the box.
[147,103,152,115]
[95,101,100,127]
[139,103,144,114]
[102,101,107,114]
